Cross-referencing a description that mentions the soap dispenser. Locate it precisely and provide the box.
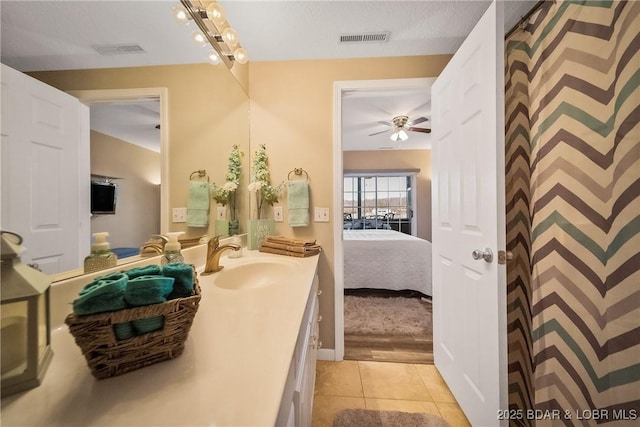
[162,232,185,266]
[84,232,118,273]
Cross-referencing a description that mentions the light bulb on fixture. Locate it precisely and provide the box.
[208,50,221,65]
[233,47,248,64]
[172,4,191,25]
[221,27,239,47]
[192,30,208,47]
[205,2,226,26]
[390,129,409,142]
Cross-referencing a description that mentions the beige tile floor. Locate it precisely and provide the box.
[313,360,471,427]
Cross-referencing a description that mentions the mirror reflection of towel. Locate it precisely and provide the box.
[186,181,210,227]
[287,180,309,227]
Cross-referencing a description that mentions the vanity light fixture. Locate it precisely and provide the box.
[208,50,221,65]
[192,30,208,47]
[176,0,249,68]
[205,2,226,27]
[172,4,191,25]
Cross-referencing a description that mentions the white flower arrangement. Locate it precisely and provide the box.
[248,144,282,219]
[212,145,243,220]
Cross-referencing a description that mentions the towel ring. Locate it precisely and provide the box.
[190,169,209,182]
[288,168,309,181]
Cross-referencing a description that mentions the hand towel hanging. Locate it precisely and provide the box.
[186,180,211,227]
[287,179,310,227]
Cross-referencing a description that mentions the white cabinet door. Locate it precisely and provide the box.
[298,294,319,427]
[1,64,90,274]
[431,1,507,426]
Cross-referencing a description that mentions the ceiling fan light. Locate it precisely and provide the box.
[398,129,409,141]
[222,27,239,47]
[390,131,400,142]
[205,2,226,27]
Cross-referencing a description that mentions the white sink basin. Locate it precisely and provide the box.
[213,258,299,290]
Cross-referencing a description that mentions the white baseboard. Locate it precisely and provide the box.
[317,348,337,361]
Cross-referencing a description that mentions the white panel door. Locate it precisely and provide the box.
[1,64,89,274]
[431,2,507,426]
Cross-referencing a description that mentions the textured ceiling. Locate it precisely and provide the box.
[1,0,537,151]
[1,1,537,71]
[90,101,161,153]
[219,0,535,62]
[342,86,434,151]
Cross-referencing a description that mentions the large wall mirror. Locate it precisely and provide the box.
[32,65,251,282]
[1,2,251,281]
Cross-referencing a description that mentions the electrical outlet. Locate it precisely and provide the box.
[216,207,226,220]
[172,207,187,223]
[314,207,330,222]
[274,206,284,222]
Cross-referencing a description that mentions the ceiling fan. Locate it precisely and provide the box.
[369,115,431,141]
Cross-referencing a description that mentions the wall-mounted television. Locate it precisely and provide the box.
[91,181,118,214]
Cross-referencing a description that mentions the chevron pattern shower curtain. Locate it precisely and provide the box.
[505,1,639,425]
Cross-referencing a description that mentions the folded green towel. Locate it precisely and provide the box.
[186,181,211,227]
[287,180,310,227]
[133,316,164,334]
[124,275,175,306]
[80,272,126,296]
[163,263,195,299]
[125,265,162,279]
[73,274,128,315]
[113,322,135,340]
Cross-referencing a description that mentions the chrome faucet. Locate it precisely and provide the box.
[202,235,241,274]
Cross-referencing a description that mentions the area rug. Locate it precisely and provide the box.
[334,409,450,427]
[344,295,432,336]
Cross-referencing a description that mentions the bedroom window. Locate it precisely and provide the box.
[343,174,414,235]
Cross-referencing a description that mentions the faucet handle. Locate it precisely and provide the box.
[209,235,222,249]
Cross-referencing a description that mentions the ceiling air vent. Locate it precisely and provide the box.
[93,44,145,56]
[339,32,390,44]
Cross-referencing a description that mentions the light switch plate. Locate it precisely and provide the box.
[172,207,187,223]
[314,207,330,222]
[274,206,283,222]
[216,207,226,220]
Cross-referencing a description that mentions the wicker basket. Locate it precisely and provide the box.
[65,267,201,379]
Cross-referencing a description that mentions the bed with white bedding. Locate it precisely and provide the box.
[343,229,432,296]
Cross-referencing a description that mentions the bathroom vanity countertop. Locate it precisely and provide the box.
[1,250,320,427]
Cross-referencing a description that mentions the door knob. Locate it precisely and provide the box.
[472,248,493,263]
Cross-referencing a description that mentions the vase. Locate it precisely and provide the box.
[229,219,239,236]
[247,219,275,250]
[215,219,229,236]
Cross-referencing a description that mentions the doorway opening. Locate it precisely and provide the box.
[69,88,169,262]
[333,77,435,363]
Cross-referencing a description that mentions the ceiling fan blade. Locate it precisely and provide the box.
[369,129,391,136]
[410,116,429,126]
[408,127,431,134]
[377,120,392,126]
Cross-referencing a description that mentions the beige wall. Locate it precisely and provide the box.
[90,131,160,250]
[30,63,251,240]
[32,55,449,351]
[248,55,450,350]
[343,149,432,242]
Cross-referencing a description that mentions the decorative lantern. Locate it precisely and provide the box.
[1,231,53,397]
